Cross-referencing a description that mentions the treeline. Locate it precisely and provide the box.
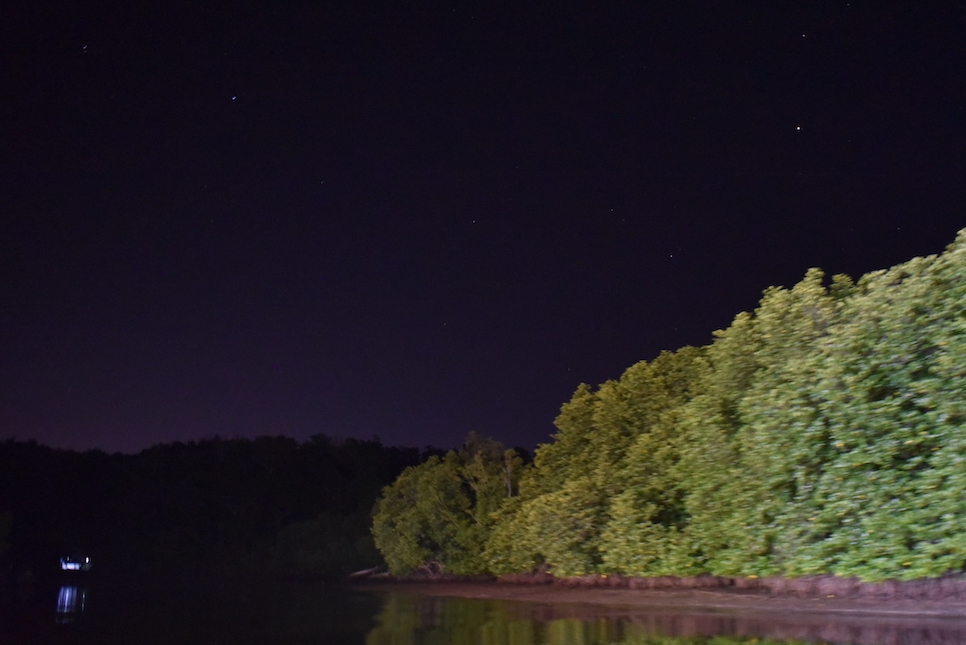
[0,435,433,581]
[373,229,966,582]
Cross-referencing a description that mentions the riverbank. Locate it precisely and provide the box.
[356,574,966,619]
[359,579,966,645]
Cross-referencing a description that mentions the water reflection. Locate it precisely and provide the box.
[367,592,966,645]
[4,580,965,644]
[55,585,87,623]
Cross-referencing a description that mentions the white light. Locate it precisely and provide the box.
[61,558,81,571]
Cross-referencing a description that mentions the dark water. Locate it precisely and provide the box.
[3,578,966,645]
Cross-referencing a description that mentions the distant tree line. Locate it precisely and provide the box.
[373,229,966,582]
[0,435,433,581]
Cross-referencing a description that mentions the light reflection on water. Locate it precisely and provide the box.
[2,580,964,644]
[365,591,966,645]
[55,585,87,623]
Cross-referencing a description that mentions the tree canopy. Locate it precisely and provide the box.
[373,228,966,582]
[0,435,429,580]
[372,433,523,575]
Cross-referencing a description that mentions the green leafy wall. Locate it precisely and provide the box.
[373,229,966,581]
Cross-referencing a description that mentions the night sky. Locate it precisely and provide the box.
[2,2,964,454]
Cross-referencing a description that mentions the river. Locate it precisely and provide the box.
[2,577,966,645]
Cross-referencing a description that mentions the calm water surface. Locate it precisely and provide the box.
[2,578,965,645]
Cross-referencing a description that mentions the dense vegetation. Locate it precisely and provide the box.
[372,432,525,574]
[0,435,431,581]
[373,229,966,582]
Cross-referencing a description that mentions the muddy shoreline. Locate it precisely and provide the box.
[355,573,966,618]
[357,578,966,645]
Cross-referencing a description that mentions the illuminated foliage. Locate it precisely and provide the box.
[485,347,706,576]
[775,234,966,579]
[678,268,842,575]
[379,229,966,581]
[371,433,522,575]
[681,233,966,580]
